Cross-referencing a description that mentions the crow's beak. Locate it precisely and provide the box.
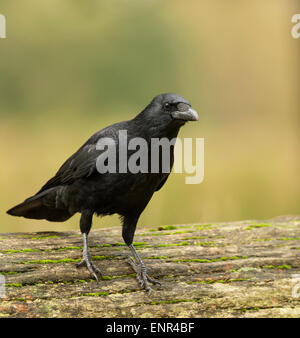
[171,107,199,122]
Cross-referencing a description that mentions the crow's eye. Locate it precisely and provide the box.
[164,103,171,111]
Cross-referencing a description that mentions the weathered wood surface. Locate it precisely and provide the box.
[0,215,300,318]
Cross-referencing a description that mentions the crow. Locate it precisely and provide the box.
[7,93,198,293]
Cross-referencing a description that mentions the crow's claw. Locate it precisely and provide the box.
[127,255,161,294]
[76,252,102,281]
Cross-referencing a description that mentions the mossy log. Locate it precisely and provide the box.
[0,215,300,318]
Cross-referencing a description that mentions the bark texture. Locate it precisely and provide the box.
[0,215,300,318]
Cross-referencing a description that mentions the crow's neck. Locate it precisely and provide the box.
[133,115,182,141]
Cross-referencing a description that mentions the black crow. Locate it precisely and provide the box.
[7,93,198,293]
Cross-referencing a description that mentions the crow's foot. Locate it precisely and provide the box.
[127,255,161,294]
[76,249,102,281]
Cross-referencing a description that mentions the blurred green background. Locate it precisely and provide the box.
[1,0,299,232]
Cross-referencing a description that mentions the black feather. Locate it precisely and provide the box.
[7,93,195,232]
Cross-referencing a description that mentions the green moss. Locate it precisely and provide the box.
[133,242,147,246]
[183,236,206,240]
[196,242,215,246]
[196,224,212,230]
[173,230,195,234]
[114,241,147,246]
[280,237,300,241]
[82,292,109,297]
[6,283,23,287]
[121,289,132,294]
[156,241,189,247]
[150,299,194,305]
[141,232,172,236]
[17,234,35,239]
[140,230,198,236]
[175,256,248,263]
[31,255,112,262]
[220,256,248,261]
[114,273,135,279]
[79,279,94,283]
[31,235,59,240]
[228,278,250,282]
[192,279,214,284]
[276,264,291,269]
[263,265,275,269]
[246,223,272,230]
[92,255,110,260]
[22,258,80,264]
[188,278,250,285]
[4,248,40,254]
[231,267,261,273]
[92,273,136,280]
[264,264,291,270]
[101,275,112,280]
[146,256,169,259]
[14,298,27,302]
[174,258,210,263]
[253,238,272,242]
[158,225,178,231]
[57,246,82,251]
[0,271,20,275]
[240,307,260,312]
[114,241,127,246]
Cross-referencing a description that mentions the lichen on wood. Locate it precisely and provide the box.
[0,215,300,318]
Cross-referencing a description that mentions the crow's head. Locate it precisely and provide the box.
[137,93,198,131]
[152,93,198,121]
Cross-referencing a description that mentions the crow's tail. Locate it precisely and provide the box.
[6,187,73,222]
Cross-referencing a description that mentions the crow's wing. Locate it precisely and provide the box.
[35,120,132,195]
[35,122,123,195]
[37,143,101,194]
[35,120,129,195]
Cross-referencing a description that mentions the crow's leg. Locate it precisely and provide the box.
[127,244,161,294]
[76,210,102,281]
[122,216,161,294]
[76,233,102,281]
